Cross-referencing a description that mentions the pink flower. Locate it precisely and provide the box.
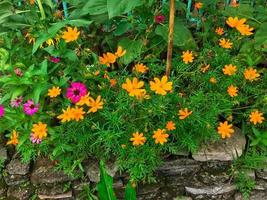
[155,15,166,24]
[30,133,42,144]
[50,56,61,63]
[14,68,23,77]
[23,100,39,115]
[10,96,23,107]
[0,105,5,118]
[66,82,87,103]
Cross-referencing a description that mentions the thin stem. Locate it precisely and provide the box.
[166,0,175,77]
[36,0,46,20]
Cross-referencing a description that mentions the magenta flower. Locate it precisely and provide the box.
[14,68,23,77]
[0,105,5,118]
[30,133,42,144]
[50,56,61,63]
[155,15,166,24]
[10,96,23,107]
[66,82,87,103]
[23,100,39,116]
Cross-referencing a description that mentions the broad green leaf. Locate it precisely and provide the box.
[118,38,143,65]
[97,160,117,200]
[155,18,197,50]
[125,182,136,200]
[107,0,143,18]
[254,22,267,52]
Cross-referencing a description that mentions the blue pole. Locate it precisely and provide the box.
[62,1,68,19]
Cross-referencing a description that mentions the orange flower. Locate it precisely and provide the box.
[194,2,203,9]
[249,110,265,125]
[226,17,246,28]
[110,79,117,87]
[227,85,238,97]
[209,77,217,84]
[76,93,91,106]
[223,64,237,76]
[217,121,234,139]
[72,107,85,121]
[31,122,48,140]
[94,70,100,76]
[166,121,176,131]
[99,52,117,67]
[135,90,150,100]
[87,96,104,113]
[230,0,239,7]
[48,86,61,98]
[152,129,169,145]
[181,50,194,64]
[57,106,74,123]
[219,38,233,49]
[115,46,126,57]
[236,24,254,36]
[200,64,210,73]
[62,27,80,43]
[122,78,146,97]
[178,108,192,120]
[133,63,148,74]
[130,132,146,146]
[215,27,224,36]
[244,68,260,81]
[149,75,173,96]
[29,0,35,5]
[7,130,19,146]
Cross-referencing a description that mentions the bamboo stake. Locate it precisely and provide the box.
[166,0,175,77]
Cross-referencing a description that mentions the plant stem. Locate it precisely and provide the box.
[37,0,46,20]
[166,0,175,77]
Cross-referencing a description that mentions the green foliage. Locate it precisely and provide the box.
[249,127,267,150]
[235,171,255,200]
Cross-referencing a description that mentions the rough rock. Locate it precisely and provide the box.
[6,158,30,175]
[31,157,72,185]
[173,196,193,200]
[0,147,7,161]
[185,184,236,196]
[256,168,267,180]
[0,177,7,198]
[235,190,267,200]
[157,159,200,176]
[38,192,73,200]
[85,159,118,183]
[7,182,34,200]
[3,169,29,186]
[255,179,267,190]
[192,127,246,161]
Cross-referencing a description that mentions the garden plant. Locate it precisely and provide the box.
[0,0,266,199]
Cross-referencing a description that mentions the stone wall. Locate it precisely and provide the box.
[0,128,266,200]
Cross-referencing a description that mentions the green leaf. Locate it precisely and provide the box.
[97,160,117,200]
[155,18,197,50]
[125,182,136,200]
[254,22,267,52]
[118,38,143,65]
[107,0,144,18]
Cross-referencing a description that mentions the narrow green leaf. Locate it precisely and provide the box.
[125,182,136,200]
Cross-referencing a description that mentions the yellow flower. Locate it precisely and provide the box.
[87,96,104,113]
[209,77,217,84]
[31,122,48,140]
[115,46,126,57]
[249,110,265,125]
[226,17,246,28]
[149,75,173,96]
[152,129,169,145]
[46,38,54,46]
[99,52,117,67]
[223,64,237,76]
[25,33,36,44]
[244,68,260,81]
[130,132,146,146]
[236,24,254,36]
[76,93,91,106]
[48,86,61,98]
[219,38,233,49]
[227,85,238,97]
[72,107,85,121]
[200,64,210,73]
[181,50,194,64]
[62,27,80,43]
[135,90,150,100]
[178,108,192,120]
[194,2,203,9]
[7,130,19,146]
[57,106,74,123]
[122,78,146,97]
[166,121,176,131]
[215,27,224,36]
[133,63,148,74]
[217,121,234,139]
